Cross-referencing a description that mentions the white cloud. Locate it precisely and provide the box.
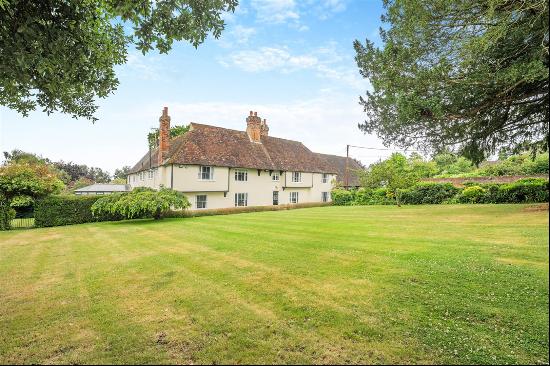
[250,0,347,27]
[251,0,300,24]
[217,24,257,48]
[223,47,317,72]
[220,44,365,90]
[314,0,347,20]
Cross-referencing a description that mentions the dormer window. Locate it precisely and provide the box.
[291,172,302,183]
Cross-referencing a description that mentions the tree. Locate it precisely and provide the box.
[1,0,238,121]
[354,0,549,164]
[3,149,49,165]
[53,161,111,183]
[147,124,190,149]
[91,187,190,220]
[360,153,422,206]
[0,162,65,207]
[113,166,131,180]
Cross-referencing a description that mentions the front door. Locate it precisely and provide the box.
[273,191,279,205]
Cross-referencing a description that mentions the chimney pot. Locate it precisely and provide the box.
[254,111,257,116]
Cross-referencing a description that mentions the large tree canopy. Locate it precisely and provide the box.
[0,0,238,121]
[354,0,549,163]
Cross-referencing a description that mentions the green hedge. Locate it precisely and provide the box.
[0,197,16,231]
[34,195,122,228]
[333,179,549,206]
[461,178,549,204]
[400,182,460,204]
[331,188,395,206]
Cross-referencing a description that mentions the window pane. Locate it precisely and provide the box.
[196,195,207,209]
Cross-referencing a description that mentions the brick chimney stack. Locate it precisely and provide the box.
[246,111,262,143]
[158,106,171,165]
[260,118,269,137]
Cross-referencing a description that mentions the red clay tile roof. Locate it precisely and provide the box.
[314,153,364,187]
[130,123,340,174]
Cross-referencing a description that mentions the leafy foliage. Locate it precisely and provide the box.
[400,182,460,204]
[113,166,131,180]
[34,195,121,227]
[434,152,549,178]
[360,153,435,205]
[457,185,486,203]
[92,188,190,220]
[332,179,548,206]
[0,0,238,120]
[3,149,113,189]
[0,162,65,207]
[147,124,190,149]
[354,0,549,163]
[53,161,111,184]
[0,194,16,230]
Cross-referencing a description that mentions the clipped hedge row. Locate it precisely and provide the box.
[400,182,460,204]
[332,178,549,206]
[458,178,549,204]
[34,195,122,228]
[0,198,15,231]
[165,202,333,218]
[331,188,395,206]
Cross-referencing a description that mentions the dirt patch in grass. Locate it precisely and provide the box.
[523,203,549,212]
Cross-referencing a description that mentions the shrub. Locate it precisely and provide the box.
[34,195,121,227]
[331,189,355,206]
[491,178,548,203]
[92,188,190,220]
[0,196,16,230]
[458,185,486,203]
[400,182,459,204]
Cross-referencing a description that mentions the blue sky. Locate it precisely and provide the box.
[0,0,394,173]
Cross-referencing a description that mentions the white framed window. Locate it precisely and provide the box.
[195,195,207,209]
[290,192,299,204]
[198,166,214,180]
[322,173,329,183]
[272,172,280,181]
[322,192,329,202]
[139,172,144,181]
[133,175,136,182]
[235,170,248,181]
[148,170,154,179]
[234,193,248,207]
[291,172,301,183]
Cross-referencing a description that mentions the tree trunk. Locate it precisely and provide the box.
[395,189,402,207]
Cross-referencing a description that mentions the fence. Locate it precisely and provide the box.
[10,217,35,229]
[10,206,35,229]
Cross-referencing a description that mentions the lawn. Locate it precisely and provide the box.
[0,204,548,364]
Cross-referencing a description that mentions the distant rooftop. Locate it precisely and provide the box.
[74,184,130,193]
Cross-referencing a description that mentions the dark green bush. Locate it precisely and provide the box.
[332,179,548,206]
[400,182,460,204]
[34,195,122,227]
[0,197,16,231]
[481,178,549,203]
[331,189,355,206]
